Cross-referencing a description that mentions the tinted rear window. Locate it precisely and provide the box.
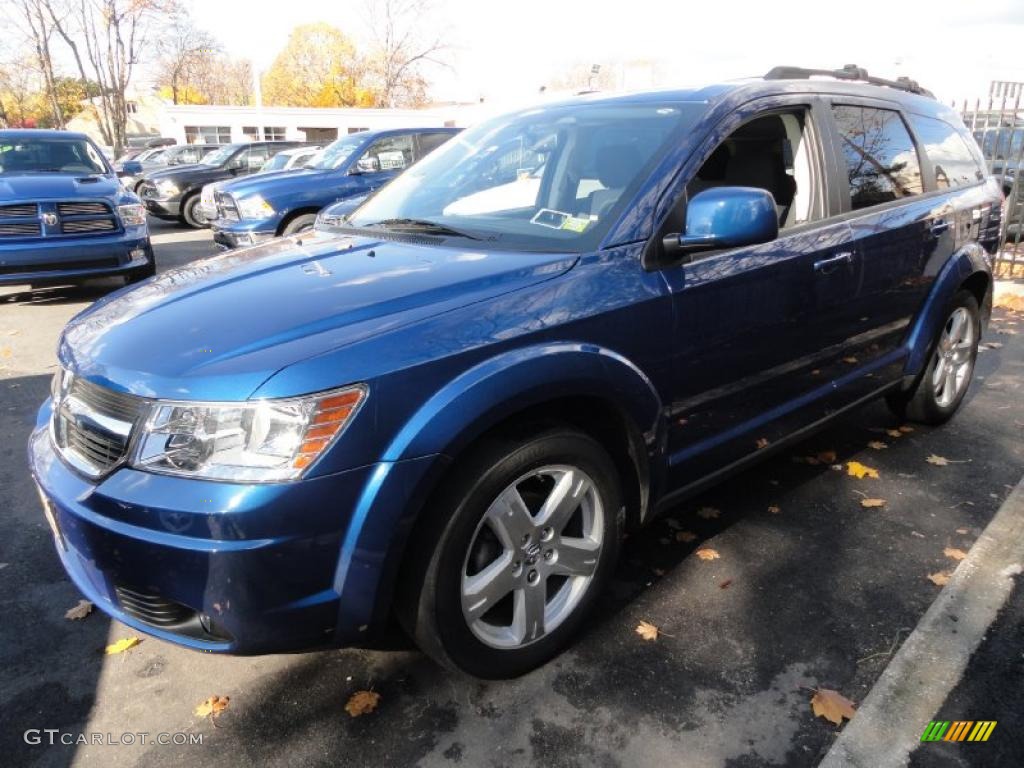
[908,115,984,189]
[831,105,923,210]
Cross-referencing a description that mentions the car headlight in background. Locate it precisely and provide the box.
[131,385,366,482]
[154,179,180,198]
[236,194,275,220]
[315,211,347,231]
[117,203,147,227]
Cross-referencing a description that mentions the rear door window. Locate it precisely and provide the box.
[831,105,923,210]
[907,115,985,189]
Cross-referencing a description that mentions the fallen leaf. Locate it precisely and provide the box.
[635,620,659,641]
[860,498,887,508]
[695,547,720,561]
[105,636,141,655]
[195,695,230,719]
[767,505,781,515]
[675,530,698,543]
[755,437,770,449]
[928,571,950,586]
[810,688,856,725]
[867,441,888,450]
[955,528,969,535]
[817,450,837,464]
[677,417,689,427]
[811,369,822,376]
[846,461,879,479]
[64,599,93,620]
[898,425,914,434]
[886,429,903,438]
[842,356,858,364]
[926,454,949,466]
[697,506,720,520]
[719,578,733,589]
[345,690,381,717]
[944,547,967,561]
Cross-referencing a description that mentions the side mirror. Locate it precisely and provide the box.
[350,156,379,175]
[657,187,778,267]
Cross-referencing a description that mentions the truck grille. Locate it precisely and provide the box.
[57,202,109,216]
[0,203,38,218]
[0,222,42,237]
[0,200,118,239]
[62,219,117,234]
[52,374,144,478]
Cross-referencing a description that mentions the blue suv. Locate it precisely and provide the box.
[29,67,1000,678]
[0,130,154,287]
[210,128,459,249]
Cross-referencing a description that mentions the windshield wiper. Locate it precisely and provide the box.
[364,217,482,241]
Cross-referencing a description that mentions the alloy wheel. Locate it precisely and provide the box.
[931,306,975,408]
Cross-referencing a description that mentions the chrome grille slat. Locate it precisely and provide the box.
[61,219,116,234]
[57,202,110,216]
[53,374,144,477]
[0,203,38,218]
[71,378,144,422]
[0,222,41,237]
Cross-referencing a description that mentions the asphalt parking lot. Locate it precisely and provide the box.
[1,221,1023,768]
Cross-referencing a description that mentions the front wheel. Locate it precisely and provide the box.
[398,428,622,678]
[282,213,317,236]
[887,289,980,424]
[181,195,208,228]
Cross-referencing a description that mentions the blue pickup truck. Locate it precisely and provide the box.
[210,127,458,248]
[0,130,154,287]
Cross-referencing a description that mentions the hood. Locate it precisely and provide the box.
[60,234,578,400]
[0,173,120,202]
[223,168,331,198]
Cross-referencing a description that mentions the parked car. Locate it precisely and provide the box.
[196,147,323,226]
[29,67,1000,678]
[211,128,457,248]
[973,126,1024,238]
[0,129,153,286]
[138,141,307,227]
[119,144,222,194]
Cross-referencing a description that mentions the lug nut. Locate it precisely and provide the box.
[541,526,553,541]
[527,569,539,584]
[544,549,554,561]
[521,533,531,545]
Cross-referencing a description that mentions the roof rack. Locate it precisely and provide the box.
[764,64,934,99]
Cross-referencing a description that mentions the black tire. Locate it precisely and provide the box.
[887,289,980,425]
[181,194,208,228]
[397,427,623,678]
[282,213,317,236]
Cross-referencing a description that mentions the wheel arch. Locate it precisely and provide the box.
[276,207,322,235]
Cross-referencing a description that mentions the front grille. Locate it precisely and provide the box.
[115,586,196,627]
[61,219,116,234]
[0,222,41,237]
[0,203,38,218]
[57,201,109,216]
[52,375,143,477]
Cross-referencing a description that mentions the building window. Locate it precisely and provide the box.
[185,125,232,144]
[242,126,259,140]
[347,127,369,134]
[126,101,138,115]
[263,126,286,141]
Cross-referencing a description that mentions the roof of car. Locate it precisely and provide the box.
[0,129,92,140]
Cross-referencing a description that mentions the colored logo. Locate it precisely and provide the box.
[921,721,997,742]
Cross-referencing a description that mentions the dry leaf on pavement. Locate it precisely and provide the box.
[104,636,141,655]
[810,688,856,725]
[635,620,660,641]
[696,547,720,561]
[345,690,381,717]
[675,530,698,543]
[64,599,93,620]
[944,547,967,561]
[767,505,781,514]
[886,429,903,438]
[927,454,950,466]
[195,695,230,719]
[817,450,837,464]
[756,437,770,449]
[842,356,858,364]
[955,528,969,535]
[860,498,886,508]
[846,461,880,479]
[928,572,950,586]
[867,441,888,450]
[697,506,720,519]
[898,426,914,433]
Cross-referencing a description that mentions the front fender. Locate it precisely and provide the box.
[381,342,663,463]
[903,242,992,380]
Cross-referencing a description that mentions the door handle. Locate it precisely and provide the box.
[814,251,853,274]
[930,219,950,235]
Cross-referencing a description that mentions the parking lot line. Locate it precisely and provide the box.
[820,474,1024,768]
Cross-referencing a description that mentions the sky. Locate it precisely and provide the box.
[180,0,1024,108]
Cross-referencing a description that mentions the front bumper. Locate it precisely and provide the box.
[142,197,181,219]
[0,233,153,286]
[27,401,439,654]
[211,224,277,250]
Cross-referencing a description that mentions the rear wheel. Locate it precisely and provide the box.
[398,427,622,678]
[887,289,980,424]
[282,213,317,236]
[181,194,208,228]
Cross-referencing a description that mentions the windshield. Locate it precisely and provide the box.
[309,136,365,170]
[201,145,241,166]
[0,137,108,174]
[261,153,290,172]
[348,102,701,251]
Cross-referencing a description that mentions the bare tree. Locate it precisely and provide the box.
[155,5,219,104]
[12,0,65,127]
[364,0,448,108]
[43,0,161,153]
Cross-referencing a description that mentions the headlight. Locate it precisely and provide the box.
[155,179,179,198]
[315,212,346,231]
[131,385,366,482]
[117,203,147,227]
[236,194,275,220]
